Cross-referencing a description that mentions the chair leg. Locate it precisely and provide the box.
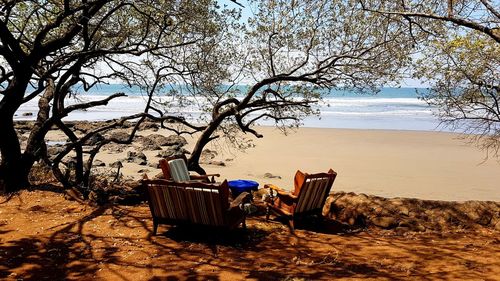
[288,218,295,232]
[153,220,158,236]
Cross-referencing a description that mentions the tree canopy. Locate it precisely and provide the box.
[0,0,227,192]
[361,0,500,157]
[3,0,495,193]
[145,0,417,173]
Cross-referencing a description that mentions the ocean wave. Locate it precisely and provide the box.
[14,91,441,131]
[322,97,428,106]
[320,110,433,116]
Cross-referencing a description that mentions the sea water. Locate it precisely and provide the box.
[14,84,441,131]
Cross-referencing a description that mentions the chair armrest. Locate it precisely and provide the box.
[265,184,298,206]
[265,184,297,198]
[190,174,220,183]
[190,173,220,177]
[265,183,284,191]
[275,192,298,206]
[190,174,210,180]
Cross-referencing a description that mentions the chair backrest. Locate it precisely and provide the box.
[144,180,189,221]
[159,154,189,181]
[294,169,337,214]
[143,179,230,226]
[167,159,190,182]
[184,181,230,226]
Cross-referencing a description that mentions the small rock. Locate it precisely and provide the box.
[148,162,160,168]
[93,160,106,167]
[200,149,217,161]
[371,216,398,229]
[127,151,147,161]
[147,134,171,146]
[103,143,126,153]
[134,158,147,165]
[398,218,425,232]
[157,148,190,158]
[163,135,188,147]
[263,172,281,179]
[62,156,78,167]
[398,206,410,216]
[139,121,159,131]
[202,160,225,166]
[395,226,411,235]
[476,211,493,226]
[73,122,95,134]
[108,130,131,142]
[47,145,65,158]
[138,136,162,151]
[157,149,177,158]
[109,161,123,168]
[84,133,104,146]
[415,223,426,232]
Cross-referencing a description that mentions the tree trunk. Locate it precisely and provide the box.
[23,80,56,173]
[0,115,29,192]
[0,79,32,192]
[187,114,228,175]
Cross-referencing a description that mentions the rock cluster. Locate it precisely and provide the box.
[323,191,500,233]
[123,151,148,165]
[199,149,225,166]
[138,121,159,131]
[107,129,130,142]
[137,136,162,151]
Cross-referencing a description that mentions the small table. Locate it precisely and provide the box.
[228,179,259,197]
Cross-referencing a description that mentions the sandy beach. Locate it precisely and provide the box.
[6,124,500,280]
[86,126,500,202]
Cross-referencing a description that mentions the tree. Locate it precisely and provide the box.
[0,0,224,192]
[150,0,418,174]
[0,0,423,193]
[360,0,500,157]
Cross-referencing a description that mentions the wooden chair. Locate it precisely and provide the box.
[159,155,220,183]
[265,169,337,231]
[143,179,251,235]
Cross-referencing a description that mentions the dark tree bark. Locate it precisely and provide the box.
[0,81,31,192]
[187,118,224,175]
[23,79,56,167]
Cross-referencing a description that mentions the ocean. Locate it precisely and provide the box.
[14,84,441,131]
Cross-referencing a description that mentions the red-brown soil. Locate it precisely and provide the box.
[1,189,499,280]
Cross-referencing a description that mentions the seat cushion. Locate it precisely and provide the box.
[167,159,190,182]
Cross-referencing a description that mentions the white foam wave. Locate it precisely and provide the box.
[14,94,440,130]
[321,109,432,116]
[322,98,427,107]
